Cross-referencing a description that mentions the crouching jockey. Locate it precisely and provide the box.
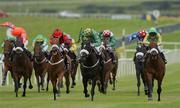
[32,34,49,58]
[49,28,72,69]
[127,29,147,62]
[79,28,104,67]
[0,22,33,61]
[59,33,77,59]
[100,30,117,64]
[59,33,77,69]
[143,27,167,64]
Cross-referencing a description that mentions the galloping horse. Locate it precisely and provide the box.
[11,37,33,97]
[99,45,118,93]
[47,44,70,100]
[134,44,148,96]
[80,41,104,101]
[144,41,165,101]
[1,40,14,85]
[65,48,78,88]
[33,41,48,92]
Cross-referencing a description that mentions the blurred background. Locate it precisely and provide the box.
[0,1,180,108]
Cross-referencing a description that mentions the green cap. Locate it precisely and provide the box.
[148,27,158,34]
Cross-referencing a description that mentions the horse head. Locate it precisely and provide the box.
[135,45,147,62]
[50,44,62,56]
[149,41,159,60]
[13,37,24,55]
[3,40,14,58]
[80,41,94,62]
[34,42,44,61]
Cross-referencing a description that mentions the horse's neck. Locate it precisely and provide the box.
[103,50,110,61]
[87,52,98,65]
[14,53,27,63]
[51,53,62,62]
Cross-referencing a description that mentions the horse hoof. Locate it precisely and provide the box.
[73,82,76,86]
[29,85,33,89]
[112,88,115,91]
[1,83,5,86]
[66,91,70,94]
[41,88,45,91]
[56,94,60,97]
[85,94,90,97]
[145,92,148,95]
[22,94,26,97]
[71,85,74,88]
[148,97,153,101]
[145,90,148,95]
[109,81,113,85]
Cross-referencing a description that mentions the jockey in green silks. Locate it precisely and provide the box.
[143,27,167,64]
[99,29,117,63]
[32,34,49,56]
[80,28,101,53]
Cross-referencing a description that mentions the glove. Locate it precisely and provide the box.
[63,48,69,52]
[69,47,73,51]
[90,43,95,47]
[99,44,105,50]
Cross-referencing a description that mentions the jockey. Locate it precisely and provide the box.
[49,28,63,45]
[100,30,117,64]
[127,29,147,62]
[0,22,16,46]
[143,27,167,64]
[80,28,101,53]
[32,34,48,56]
[128,30,147,43]
[0,22,33,61]
[59,33,77,52]
[79,28,104,68]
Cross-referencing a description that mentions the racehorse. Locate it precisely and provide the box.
[144,41,165,101]
[33,41,48,92]
[99,45,118,93]
[1,40,14,86]
[47,44,70,100]
[65,47,78,88]
[134,44,148,96]
[79,41,104,101]
[11,37,33,97]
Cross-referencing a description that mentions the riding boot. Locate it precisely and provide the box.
[64,56,68,70]
[110,52,116,64]
[24,48,33,61]
[99,54,104,71]
[160,52,167,64]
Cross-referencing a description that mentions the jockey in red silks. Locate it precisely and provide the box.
[49,29,63,45]
[49,28,77,69]
[0,22,33,61]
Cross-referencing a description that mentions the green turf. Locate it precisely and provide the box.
[0,63,180,108]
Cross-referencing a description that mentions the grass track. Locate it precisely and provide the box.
[0,63,180,108]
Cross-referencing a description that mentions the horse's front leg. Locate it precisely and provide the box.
[2,65,8,86]
[157,79,163,101]
[141,71,148,95]
[22,77,28,97]
[91,78,96,101]
[40,73,45,91]
[46,74,49,91]
[82,77,89,97]
[52,79,57,100]
[136,69,141,96]
[64,72,70,94]
[146,73,153,101]
[14,78,19,97]
[35,73,40,92]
